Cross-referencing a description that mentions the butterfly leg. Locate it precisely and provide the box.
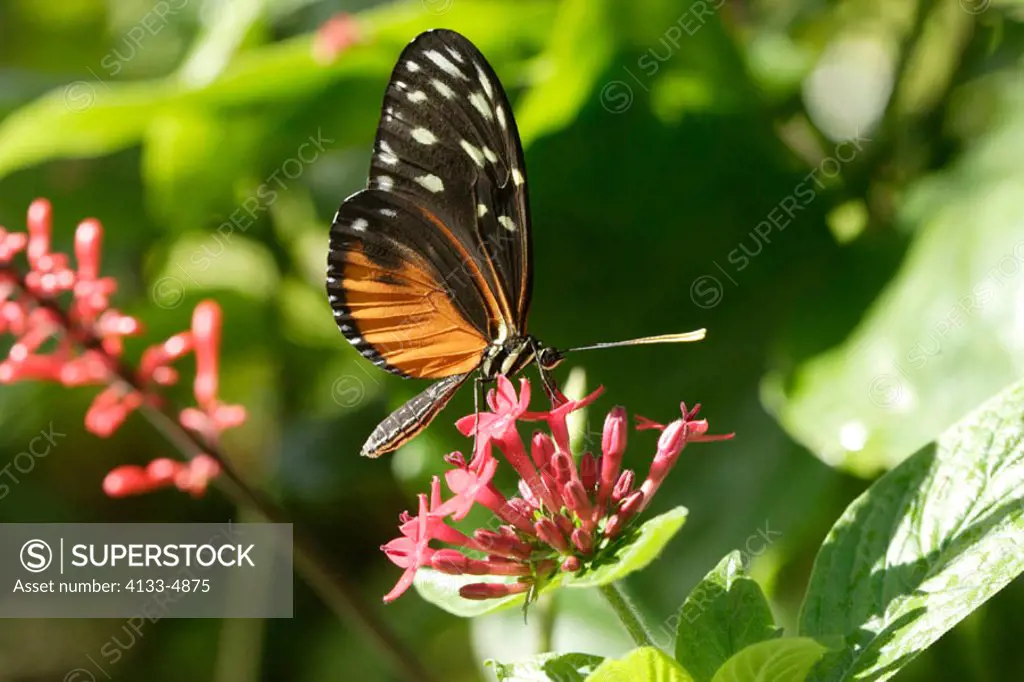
[537,364,561,404]
[473,374,486,440]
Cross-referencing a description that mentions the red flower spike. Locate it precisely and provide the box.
[380,376,731,602]
[192,301,221,410]
[25,199,52,269]
[103,465,159,497]
[1,199,248,499]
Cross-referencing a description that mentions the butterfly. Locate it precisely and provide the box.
[327,29,705,458]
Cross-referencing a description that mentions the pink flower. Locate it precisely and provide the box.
[381,495,436,603]
[0,199,247,498]
[312,14,362,64]
[380,379,731,602]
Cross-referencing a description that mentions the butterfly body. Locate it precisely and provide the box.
[328,29,704,458]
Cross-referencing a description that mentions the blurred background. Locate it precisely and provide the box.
[2,0,1024,679]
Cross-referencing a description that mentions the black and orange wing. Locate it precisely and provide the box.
[326,29,534,454]
[327,189,491,379]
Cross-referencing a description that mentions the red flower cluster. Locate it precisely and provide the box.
[381,377,731,603]
[312,13,362,64]
[0,199,245,497]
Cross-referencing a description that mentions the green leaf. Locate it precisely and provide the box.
[514,0,616,146]
[587,647,695,682]
[0,0,555,180]
[710,638,829,682]
[674,551,780,682]
[414,507,687,617]
[566,507,688,588]
[764,84,1024,475]
[799,378,1024,682]
[489,653,604,682]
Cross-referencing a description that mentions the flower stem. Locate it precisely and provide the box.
[598,582,655,649]
[142,385,436,682]
[7,266,435,682]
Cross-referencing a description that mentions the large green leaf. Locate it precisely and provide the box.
[799,378,1024,681]
[490,653,604,682]
[587,647,694,682]
[514,0,616,146]
[710,639,829,682]
[414,507,687,616]
[0,0,554,180]
[764,77,1024,475]
[674,551,780,682]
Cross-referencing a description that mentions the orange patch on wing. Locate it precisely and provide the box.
[342,251,488,378]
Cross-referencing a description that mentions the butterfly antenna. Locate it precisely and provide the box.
[565,329,707,354]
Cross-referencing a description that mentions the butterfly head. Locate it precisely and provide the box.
[536,345,565,372]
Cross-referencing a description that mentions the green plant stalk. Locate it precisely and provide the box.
[6,264,435,682]
[598,582,656,649]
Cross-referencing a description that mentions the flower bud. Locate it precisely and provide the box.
[612,470,635,503]
[580,452,598,492]
[460,582,530,600]
[534,517,570,553]
[571,527,593,554]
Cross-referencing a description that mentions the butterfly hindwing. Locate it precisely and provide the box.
[327,189,491,378]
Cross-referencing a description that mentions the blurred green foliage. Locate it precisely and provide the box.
[1,0,1024,680]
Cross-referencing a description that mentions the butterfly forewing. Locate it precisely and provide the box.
[327,29,533,382]
[369,29,532,331]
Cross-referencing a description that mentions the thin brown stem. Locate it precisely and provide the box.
[2,264,435,682]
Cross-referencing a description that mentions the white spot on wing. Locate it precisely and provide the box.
[512,168,525,186]
[407,90,427,103]
[351,218,369,232]
[412,127,438,145]
[406,61,420,72]
[425,50,466,79]
[482,146,498,164]
[415,174,445,193]
[379,207,397,218]
[469,92,494,121]
[497,105,507,130]
[431,79,455,99]
[446,47,465,63]
[377,140,398,166]
[476,65,494,100]
[477,204,488,217]
[460,139,485,167]
[375,176,394,191]
[498,216,516,232]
